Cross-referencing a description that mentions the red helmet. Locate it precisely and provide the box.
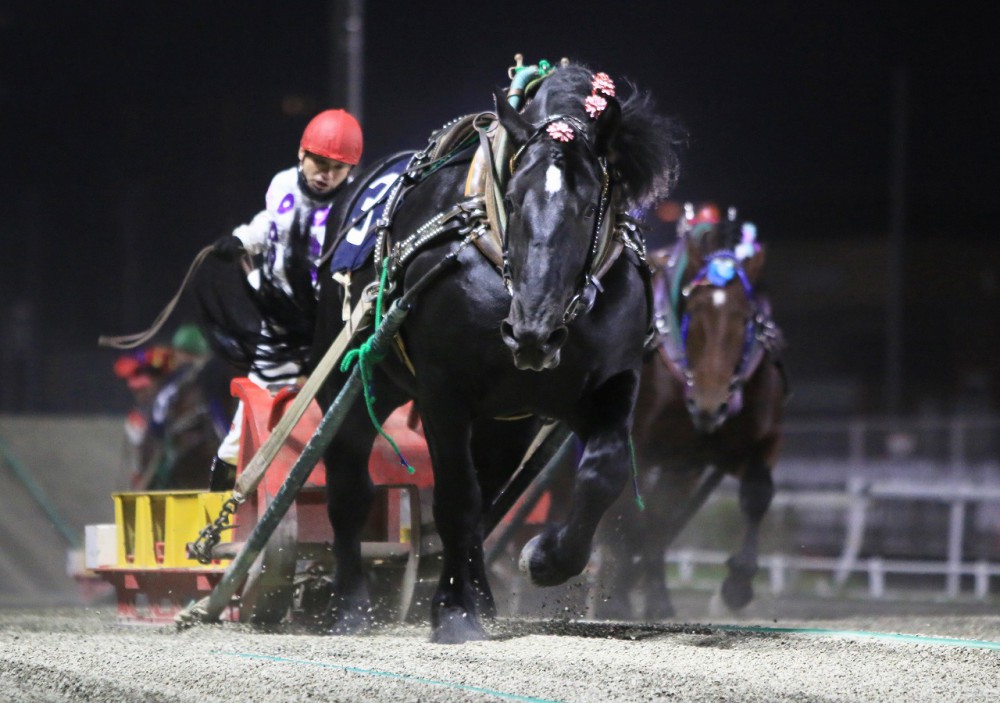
[300,109,363,165]
[683,202,721,226]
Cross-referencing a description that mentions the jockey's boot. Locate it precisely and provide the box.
[209,456,237,491]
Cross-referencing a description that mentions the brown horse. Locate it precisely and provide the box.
[592,212,786,619]
[137,358,230,490]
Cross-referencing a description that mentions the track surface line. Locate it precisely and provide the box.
[711,624,1000,650]
[213,650,567,703]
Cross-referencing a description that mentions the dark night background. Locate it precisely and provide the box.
[0,1,997,417]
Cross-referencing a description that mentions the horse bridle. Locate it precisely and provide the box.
[678,250,759,400]
[502,114,615,324]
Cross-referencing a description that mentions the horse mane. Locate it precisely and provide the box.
[689,219,742,257]
[528,64,687,209]
[679,218,767,295]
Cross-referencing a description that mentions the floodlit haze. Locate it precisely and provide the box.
[1,1,997,414]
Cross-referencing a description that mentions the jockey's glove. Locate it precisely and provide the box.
[211,235,246,262]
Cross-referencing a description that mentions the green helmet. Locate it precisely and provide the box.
[171,324,210,356]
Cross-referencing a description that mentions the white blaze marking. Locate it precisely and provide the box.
[545,164,562,194]
[712,289,727,307]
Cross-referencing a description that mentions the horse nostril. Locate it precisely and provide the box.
[718,403,728,417]
[545,325,569,351]
[500,320,517,347]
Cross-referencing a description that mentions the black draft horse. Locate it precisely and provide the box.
[593,215,786,619]
[295,65,682,643]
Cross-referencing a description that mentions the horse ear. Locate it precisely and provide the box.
[743,244,766,284]
[593,97,622,159]
[494,88,532,145]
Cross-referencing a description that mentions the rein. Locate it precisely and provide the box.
[98,244,215,350]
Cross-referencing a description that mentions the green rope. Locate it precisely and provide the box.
[669,247,688,319]
[628,436,645,511]
[340,258,414,473]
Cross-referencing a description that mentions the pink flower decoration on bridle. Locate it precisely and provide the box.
[591,72,616,97]
[584,94,608,119]
[585,71,616,119]
[546,121,575,142]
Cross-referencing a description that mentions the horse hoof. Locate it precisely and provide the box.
[720,575,754,611]
[323,599,374,636]
[431,606,487,644]
[518,533,577,586]
[324,615,372,636]
[518,535,542,577]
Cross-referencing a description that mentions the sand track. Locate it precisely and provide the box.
[2,608,998,702]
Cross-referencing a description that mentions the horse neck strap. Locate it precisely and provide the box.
[344,122,484,281]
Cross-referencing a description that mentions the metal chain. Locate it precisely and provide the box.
[188,495,241,565]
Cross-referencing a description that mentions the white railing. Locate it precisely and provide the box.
[665,414,1000,601]
[667,548,1000,600]
[779,415,1000,477]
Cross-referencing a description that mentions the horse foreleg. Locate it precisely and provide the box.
[721,458,774,611]
[421,410,488,644]
[637,465,702,620]
[470,417,537,620]
[520,420,632,588]
[322,429,377,633]
[322,380,408,634]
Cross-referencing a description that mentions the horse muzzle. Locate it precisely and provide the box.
[500,319,569,371]
[686,396,729,434]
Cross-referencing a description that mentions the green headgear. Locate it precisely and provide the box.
[171,324,210,356]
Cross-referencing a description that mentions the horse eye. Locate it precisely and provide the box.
[583,205,597,219]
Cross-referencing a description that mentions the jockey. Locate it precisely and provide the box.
[211,108,363,291]
[147,324,213,448]
[678,201,722,239]
[132,324,229,490]
[170,322,235,441]
[207,109,364,489]
[170,322,211,366]
[113,346,175,487]
[150,325,210,433]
